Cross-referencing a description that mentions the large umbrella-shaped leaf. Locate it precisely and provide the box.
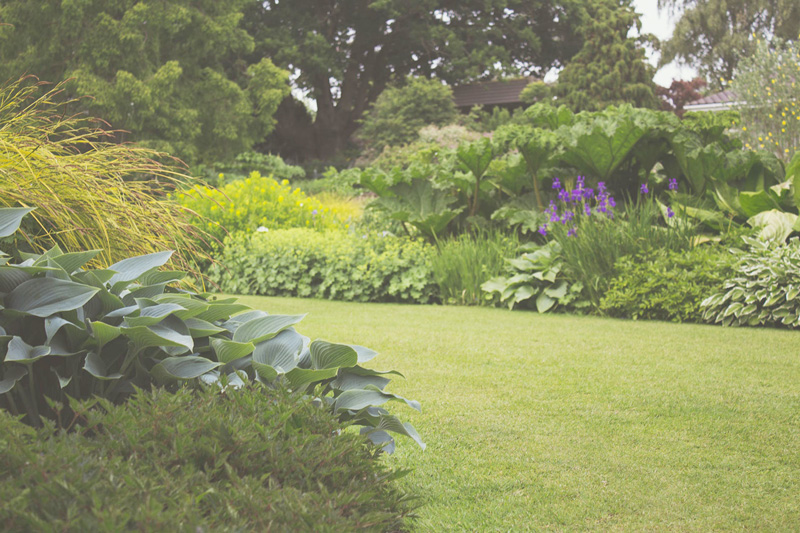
[310,340,358,370]
[211,338,255,364]
[184,318,226,337]
[4,336,51,363]
[151,356,222,383]
[251,329,303,379]
[121,316,193,353]
[0,267,31,293]
[195,302,251,323]
[51,250,102,274]
[88,321,122,350]
[285,367,338,389]
[232,314,305,344]
[108,251,173,289]
[333,386,421,412]
[0,207,34,238]
[123,303,186,327]
[6,278,99,317]
[0,365,27,394]
[361,414,426,451]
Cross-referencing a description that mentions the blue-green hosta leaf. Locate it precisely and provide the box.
[51,250,102,274]
[252,329,303,376]
[748,210,798,243]
[232,314,305,344]
[0,365,27,394]
[88,321,122,350]
[332,371,391,391]
[0,207,34,238]
[83,351,124,381]
[363,414,426,450]
[361,428,396,454]
[285,367,338,389]
[107,251,173,289]
[252,362,278,381]
[4,336,51,363]
[195,303,252,323]
[352,345,378,364]
[121,283,168,306]
[544,281,567,299]
[310,340,358,370]
[139,270,185,286]
[151,356,222,382]
[51,367,72,389]
[74,269,117,287]
[152,294,209,319]
[0,267,32,293]
[123,303,186,327]
[104,305,139,319]
[211,338,255,364]
[185,318,226,337]
[536,291,555,313]
[333,386,421,412]
[6,278,99,317]
[223,310,269,332]
[121,316,193,353]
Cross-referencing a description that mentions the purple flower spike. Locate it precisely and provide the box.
[667,207,675,218]
[577,175,585,187]
[668,178,678,191]
[568,227,577,237]
[552,177,561,190]
[597,181,606,193]
[640,183,649,195]
[608,197,616,208]
[538,225,548,236]
[583,188,594,200]
[583,204,591,216]
[312,209,318,215]
[550,211,560,222]
[558,189,569,202]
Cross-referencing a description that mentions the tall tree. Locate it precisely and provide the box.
[549,0,658,112]
[659,0,800,89]
[0,0,290,164]
[243,0,587,161]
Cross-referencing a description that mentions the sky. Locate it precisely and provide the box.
[632,0,699,86]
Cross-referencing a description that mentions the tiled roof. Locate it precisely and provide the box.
[687,90,738,106]
[451,78,536,107]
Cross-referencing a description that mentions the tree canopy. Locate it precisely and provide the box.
[242,0,588,161]
[549,0,658,112]
[659,0,800,88]
[0,0,289,164]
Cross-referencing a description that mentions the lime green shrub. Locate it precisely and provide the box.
[0,386,416,531]
[178,172,356,243]
[210,229,437,304]
[600,246,736,322]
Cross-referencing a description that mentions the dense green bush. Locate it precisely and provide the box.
[0,385,416,531]
[178,172,357,244]
[0,208,423,449]
[211,229,437,304]
[701,237,800,328]
[431,230,519,306]
[195,151,306,187]
[600,246,736,322]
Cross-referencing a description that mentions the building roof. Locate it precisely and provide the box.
[451,78,536,108]
[684,90,739,111]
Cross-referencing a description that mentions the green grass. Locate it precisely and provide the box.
[234,295,800,531]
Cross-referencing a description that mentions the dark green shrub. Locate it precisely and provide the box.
[600,245,736,322]
[701,237,800,328]
[0,385,416,531]
[211,229,437,304]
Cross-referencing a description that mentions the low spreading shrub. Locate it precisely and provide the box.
[177,172,355,244]
[194,151,306,187]
[431,230,519,306]
[701,236,800,328]
[0,208,423,450]
[600,245,736,322]
[0,385,416,531]
[210,229,437,304]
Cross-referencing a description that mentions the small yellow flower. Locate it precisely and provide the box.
[742,126,747,131]
[278,195,284,202]
[783,120,787,125]
[281,179,289,186]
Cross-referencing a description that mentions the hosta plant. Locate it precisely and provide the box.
[701,236,800,329]
[0,208,423,451]
[481,241,588,312]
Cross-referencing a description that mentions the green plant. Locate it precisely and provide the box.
[210,228,437,304]
[430,230,519,306]
[195,151,306,187]
[178,172,355,244]
[0,77,213,274]
[481,241,589,312]
[701,236,800,328]
[600,245,736,322]
[0,208,423,449]
[0,385,416,530]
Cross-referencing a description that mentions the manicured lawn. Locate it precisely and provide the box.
[235,295,800,531]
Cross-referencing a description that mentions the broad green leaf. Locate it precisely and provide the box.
[139,270,186,286]
[0,267,32,293]
[123,303,186,327]
[544,281,568,299]
[153,294,209,319]
[310,340,358,370]
[536,291,555,313]
[252,328,302,373]
[334,386,421,412]
[367,414,426,450]
[121,316,193,352]
[285,367,338,389]
[739,190,779,218]
[333,371,391,391]
[88,321,122,350]
[352,344,378,364]
[232,314,305,344]
[6,278,99,317]
[184,318,226,337]
[4,336,51,363]
[748,210,798,243]
[0,207,33,238]
[108,251,173,288]
[211,338,255,364]
[51,250,102,274]
[83,352,124,380]
[0,365,27,394]
[151,356,222,382]
[51,367,72,389]
[195,303,252,323]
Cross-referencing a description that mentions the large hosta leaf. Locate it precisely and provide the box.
[185,318,226,337]
[310,340,358,370]
[333,386,421,412]
[285,367,338,389]
[51,250,102,274]
[123,303,186,327]
[251,328,303,379]
[0,207,34,238]
[151,356,222,382]
[107,251,173,288]
[232,314,305,344]
[361,414,426,450]
[0,365,27,394]
[195,302,251,323]
[121,315,193,352]
[83,351,123,381]
[211,338,255,364]
[4,336,51,363]
[6,278,99,317]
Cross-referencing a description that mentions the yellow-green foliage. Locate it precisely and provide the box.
[178,172,357,241]
[0,77,211,273]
